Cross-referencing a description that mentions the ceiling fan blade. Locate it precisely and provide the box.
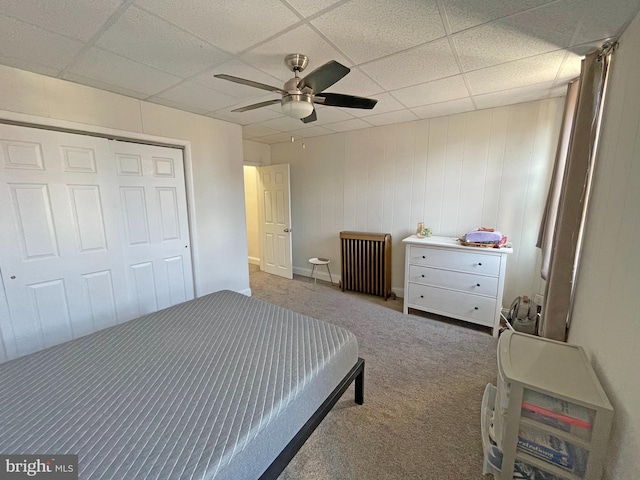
[214,74,287,95]
[231,99,281,112]
[301,109,317,123]
[314,93,378,109]
[298,60,350,93]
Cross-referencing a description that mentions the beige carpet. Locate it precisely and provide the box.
[248,265,498,480]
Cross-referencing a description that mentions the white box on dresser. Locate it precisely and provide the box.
[402,235,512,337]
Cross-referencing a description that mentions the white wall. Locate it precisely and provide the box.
[243,139,271,165]
[0,64,250,297]
[567,10,640,478]
[271,98,564,303]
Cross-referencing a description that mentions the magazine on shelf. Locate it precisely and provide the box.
[522,389,593,429]
[514,460,567,480]
[517,429,575,470]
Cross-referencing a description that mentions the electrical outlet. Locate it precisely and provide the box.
[533,293,544,305]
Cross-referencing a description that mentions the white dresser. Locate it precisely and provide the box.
[402,235,512,336]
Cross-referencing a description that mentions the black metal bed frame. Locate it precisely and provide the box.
[259,357,365,479]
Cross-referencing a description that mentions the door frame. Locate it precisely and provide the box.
[0,110,200,297]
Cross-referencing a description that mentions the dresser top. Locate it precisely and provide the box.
[402,235,513,254]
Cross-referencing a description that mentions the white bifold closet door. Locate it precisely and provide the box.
[0,124,193,360]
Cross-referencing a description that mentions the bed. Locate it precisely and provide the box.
[0,290,364,479]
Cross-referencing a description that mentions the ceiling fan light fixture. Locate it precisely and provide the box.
[281,94,314,119]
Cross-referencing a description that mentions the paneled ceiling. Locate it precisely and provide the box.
[1,0,639,144]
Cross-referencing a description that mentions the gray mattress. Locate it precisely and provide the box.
[0,290,358,479]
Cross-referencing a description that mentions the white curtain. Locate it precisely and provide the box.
[537,79,580,280]
[538,44,616,341]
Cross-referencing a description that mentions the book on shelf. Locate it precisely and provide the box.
[522,389,592,429]
[517,425,589,477]
[517,429,575,470]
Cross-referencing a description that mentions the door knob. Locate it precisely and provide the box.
[284,228,291,232]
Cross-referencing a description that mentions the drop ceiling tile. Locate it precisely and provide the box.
[323,118,373,132]
[195,60,285,99]
[364,109,419,126]
[0,56,63,78]
[441,0,553,33]
[285,0,342,17]
[207,108,282,125]
[307,106,355,125]
[242,124,282,138]
[151,80,238,112]
[323,68,384,98]
[63,72,150,99]
[210,99,286,124]
[0,0,123,41]
[311,0,446,64]
[134,0,300,54]
[554,38,613,86]
[0,15,83,73]
[566,39,609,57]
[391,75,469,108]
[241,25,350,83]
[411,97,475,119]
[67,47,182,97]
[257,115,316,131]
[465,49,566,95]
[256,132,303,144]
[572,0,640,46]
[343,92,405,118]
[360,38,459,90]
[96,6,229,78]
[148,96,210,115]
[472,81,554,110]
[452,2,577,72]
[291,125,333,137]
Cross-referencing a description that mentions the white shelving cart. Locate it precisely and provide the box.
[482,330,613,480]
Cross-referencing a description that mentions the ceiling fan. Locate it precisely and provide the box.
[214,54,378,123]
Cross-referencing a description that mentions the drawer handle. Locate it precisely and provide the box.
[476,283,481,287]
[420,295,424,298]
[422,255,426,259]
[478,262,482,266]
[474,307,479,310]
[421,274,425,278]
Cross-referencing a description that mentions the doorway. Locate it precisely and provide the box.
[243,164,293,279]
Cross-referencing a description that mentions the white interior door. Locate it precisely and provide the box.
[257,164,293,279]
[0,124,193,359]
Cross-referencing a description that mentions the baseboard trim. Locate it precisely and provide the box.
[248,256,260,266]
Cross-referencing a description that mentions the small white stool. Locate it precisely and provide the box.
[308,257,334,285]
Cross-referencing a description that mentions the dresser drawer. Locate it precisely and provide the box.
[408,245,501,276]
[408,265,499,297]
[406,283,497,326]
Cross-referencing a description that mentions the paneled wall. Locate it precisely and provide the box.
[567,10,640,478]
[271,97,565,303]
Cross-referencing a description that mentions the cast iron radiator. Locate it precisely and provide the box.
[339,231,394,300]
